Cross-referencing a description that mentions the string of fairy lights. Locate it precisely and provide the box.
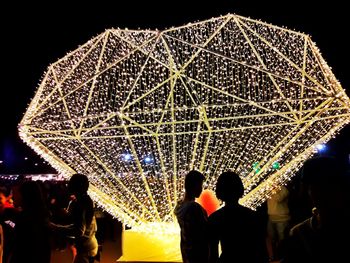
[19,14,350,230]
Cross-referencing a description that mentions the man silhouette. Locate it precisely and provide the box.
[283,157,350,262]
[175,170,209,263]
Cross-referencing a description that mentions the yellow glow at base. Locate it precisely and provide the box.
[119,223,182,262]
[19,13,350,230]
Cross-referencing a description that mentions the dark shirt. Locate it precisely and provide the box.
[175,201,209,263]
[208,204,266,263]
[282,215,350,263]
[0,208,17,263]
[54,194,98,256]
[9,210,51,263]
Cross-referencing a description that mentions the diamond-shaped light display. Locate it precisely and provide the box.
[19,14,350,230]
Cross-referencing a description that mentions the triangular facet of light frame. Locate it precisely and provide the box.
[20,14,350,229]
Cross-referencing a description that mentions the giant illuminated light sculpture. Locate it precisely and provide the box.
[19,13,349,250]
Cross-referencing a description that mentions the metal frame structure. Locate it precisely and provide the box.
[19,14,350,230]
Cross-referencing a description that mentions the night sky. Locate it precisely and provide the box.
[1,1,349,174]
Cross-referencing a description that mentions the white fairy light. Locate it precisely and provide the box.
[19,14,350,230]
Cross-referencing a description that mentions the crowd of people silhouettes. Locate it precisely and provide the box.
[0,174,99,263]
[0,155,349,263]
[175,156,350,263]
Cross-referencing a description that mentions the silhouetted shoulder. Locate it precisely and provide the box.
[289,217,314,237]
[176,201,207,221]
[209,205,257,227]
[208,207,222,220]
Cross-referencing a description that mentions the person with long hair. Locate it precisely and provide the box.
[208,171,266,263]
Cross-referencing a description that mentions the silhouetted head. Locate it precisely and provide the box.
[185,170,205,198]
[68,173,89,196]
[301,156,345,184]
[19,181,48,219]
[301,156,347,201]
[216,171,244,203]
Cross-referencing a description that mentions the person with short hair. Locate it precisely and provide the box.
[175,170,209,263]
[282,157,350,262]
[51,174,98,263]
[266,185,291,261]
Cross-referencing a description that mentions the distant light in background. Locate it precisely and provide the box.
[24,157,28,160]
[315,144,327,153]
[0,160,3,164]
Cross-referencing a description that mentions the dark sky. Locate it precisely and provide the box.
[1,1,349,173]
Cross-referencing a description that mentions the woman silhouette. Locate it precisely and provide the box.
[208,171,266,263]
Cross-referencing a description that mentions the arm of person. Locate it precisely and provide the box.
[184,203,208,242]
[50,201,86,238]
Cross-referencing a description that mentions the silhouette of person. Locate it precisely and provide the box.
[208,171,267,263]
[9,181,51,263]
[175,170,209,263]
[0,187,17,263]
[282,156,350,262]
[50,174,98,263]
[48,182,71,251]
[266,185,291,261]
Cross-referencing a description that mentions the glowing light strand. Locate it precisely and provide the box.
[19,14,350,230]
